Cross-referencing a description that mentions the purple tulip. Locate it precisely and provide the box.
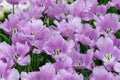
[56,17,81,38]
[94,13,120,34]
[54,54,73,71]
[0,61,19,80]
[95,37,120,70]
[0,14,20,35]
[21,63,56,80]
[90,66,114,80]
[43,35,75,56]
[11,42,30,66]
[69,0,97,20]
[95,5,107,15]
[54,69,83,80]
[75,24,100,46]
[0,42,31,66]
[113,62,120,73]
[112,0,120,10]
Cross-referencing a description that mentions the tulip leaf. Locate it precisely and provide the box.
[76,69,92,80]
[0,29,11,44]
[78,42,91,54]
[115,30,120,39]
[98,0,110,5]
[107,7,119,14]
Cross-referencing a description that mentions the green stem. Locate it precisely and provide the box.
[13,4,15,14]
[0,33,10,43]
[35,54,37,70]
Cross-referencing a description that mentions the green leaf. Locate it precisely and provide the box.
[82,20,96,29]
[15,52,56,73]
[0,29,11,44]
[30,52,56,71]
[98,0,110,5]
[115,30,120,39]
[40,14,56,27]
[78,42,91,54]
[94,59,103,66]
[76,69,92,80]
[0,12,10,22]
[107,7,119,14]
[63,36,69,40]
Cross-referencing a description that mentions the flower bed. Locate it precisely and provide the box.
[0,0,120,80]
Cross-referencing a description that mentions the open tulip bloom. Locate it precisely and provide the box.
[1,0,120,80]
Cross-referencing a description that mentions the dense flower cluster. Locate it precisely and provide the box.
[0,0,120,80]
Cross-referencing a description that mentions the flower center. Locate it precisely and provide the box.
[56,0,61,3]
[64,13,68,16]
[30,32,35,35]
[105,28,111,33]
[40,3,43,7]
[14,53,22,61]
[103,54,115,62]
[66,0,72,4]
[13,28,17,33]
[76,61,83,66]
[14,53,19,60]
[54,49,61,55]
